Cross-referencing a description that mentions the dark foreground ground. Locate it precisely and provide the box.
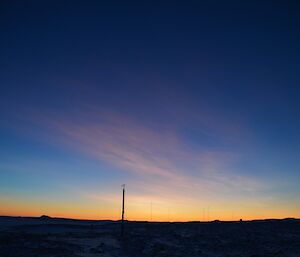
[0,216,299,257]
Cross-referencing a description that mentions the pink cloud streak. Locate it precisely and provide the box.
[30,107,263,201]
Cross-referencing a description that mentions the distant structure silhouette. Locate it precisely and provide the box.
[150,202,152,221]
[121,184,125,236]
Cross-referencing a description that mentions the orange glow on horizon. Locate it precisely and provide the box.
[1,195,299,222]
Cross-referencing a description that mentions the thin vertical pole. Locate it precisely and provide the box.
[121,184,125,236]
[150,202,152,221]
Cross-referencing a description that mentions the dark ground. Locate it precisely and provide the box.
[0,216,299,257]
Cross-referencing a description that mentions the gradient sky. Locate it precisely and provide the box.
[1,1,300,221]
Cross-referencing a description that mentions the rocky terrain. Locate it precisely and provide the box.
[0,216,299,257]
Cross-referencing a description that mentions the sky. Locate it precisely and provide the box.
[0,1,300,221]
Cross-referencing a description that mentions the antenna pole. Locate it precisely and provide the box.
[150,202,152,221]
[121,184,125,236]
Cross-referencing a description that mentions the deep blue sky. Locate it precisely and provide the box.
[0,1,300,220]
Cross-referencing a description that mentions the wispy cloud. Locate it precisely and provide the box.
[29,106,263,203]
